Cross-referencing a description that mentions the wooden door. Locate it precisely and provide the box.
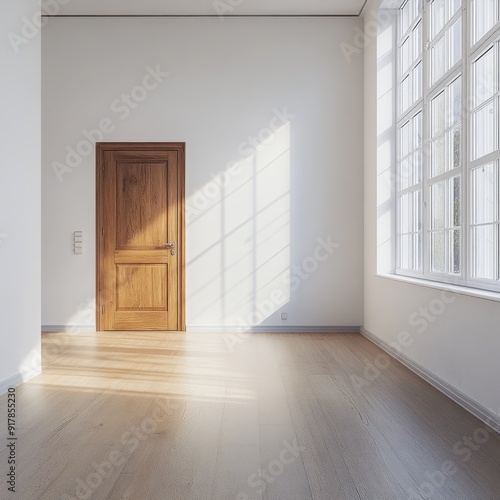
[96,143,185,331]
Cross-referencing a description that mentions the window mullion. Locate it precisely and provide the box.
[461,0,469,286]
[422,0,431,277]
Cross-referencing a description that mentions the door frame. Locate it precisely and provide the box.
[96,142,186,331]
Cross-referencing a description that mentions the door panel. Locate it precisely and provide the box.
[97,144,185,331]
[116,161,168,248]
[115,264,167,311]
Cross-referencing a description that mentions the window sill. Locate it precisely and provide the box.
[376,273,500,304]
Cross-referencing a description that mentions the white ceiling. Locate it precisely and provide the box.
[48,0,366,17]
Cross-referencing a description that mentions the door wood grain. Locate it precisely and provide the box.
[96,143,185,331]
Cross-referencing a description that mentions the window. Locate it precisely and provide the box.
[396,0,500,291]
[397,0,424,274]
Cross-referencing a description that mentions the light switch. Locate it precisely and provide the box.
[74,231,83,255]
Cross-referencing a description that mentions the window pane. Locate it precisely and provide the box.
[430,78,462,176]
[413,232,422,269]
[399,155,421,191]
[432,90,446,137]
[415,190,422,230]
[401,194,411,233]
[401,37,411,75]
[473,101,498,159]
[399,158,410,190]
[473,47,496,107]
[431,231,446,272]
[450,177,461,274]
[450,77,462,125]
[400,234,411,269]
[431,36,446,84]
[472,0,498,44]
[472,225,498,280]
[431,181,446,229]
[431,135,446,177]
[413,21,423,59]
[432,0,446,38]
[452,126,462,169]
[413,112,422,149]
[400,121,411,158]
[400,191,421,232]
[413,151,422,185]
[401,0,412,35]
[450,0,461,18]
[453,175,461,226]
[401,76,411,113]
[413,62,423,101]
[472,163,499,225]
[452,229,461,273]
[450,19,462,68]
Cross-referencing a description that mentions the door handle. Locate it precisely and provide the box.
[163,242,176,248]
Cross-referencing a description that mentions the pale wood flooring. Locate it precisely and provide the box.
[0,331,499,500]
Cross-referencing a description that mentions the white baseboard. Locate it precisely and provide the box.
[360,327,500,434]
[0,365,42,396]
[187,325,361,333]
[42,325,360,334]
[42,325,96,333]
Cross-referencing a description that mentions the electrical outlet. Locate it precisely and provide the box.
[281,313,288,320]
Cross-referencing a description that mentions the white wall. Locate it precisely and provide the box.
[0,1,41,390]
[42,17,364,330]
[363,5,500,422]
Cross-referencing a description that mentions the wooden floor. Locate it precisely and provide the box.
[1,331,500,500]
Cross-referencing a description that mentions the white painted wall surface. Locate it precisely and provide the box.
[363,6,500,420]
[0,1,42,390]
[42,17,364,329]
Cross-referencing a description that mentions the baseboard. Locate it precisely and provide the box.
[42,325,360,334]
[360,327,500,434]
[187,325,361,333]
[42,325,97,333]
[0,365,42,396]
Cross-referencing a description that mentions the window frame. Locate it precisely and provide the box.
[395,0,500,293]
